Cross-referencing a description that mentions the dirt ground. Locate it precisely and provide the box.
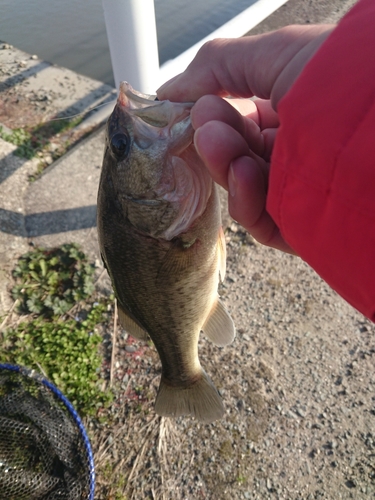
[91,218,375,500]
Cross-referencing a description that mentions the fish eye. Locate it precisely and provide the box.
[110,132,129,159]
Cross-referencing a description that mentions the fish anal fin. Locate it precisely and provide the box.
[155,370,224,423]
[202,298,235,347]
[117,304,149,341]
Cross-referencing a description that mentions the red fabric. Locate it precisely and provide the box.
[267,0,375,321]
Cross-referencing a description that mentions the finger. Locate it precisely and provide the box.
[228,156,295,254]
[226,97,280,136]
[252,99,279,129]
[239,100,279,161]
[192,96,264,156]
[224,97,258,119]
[157,38,252,102]
[157,26,332,104]
[194,120,251,190]
[192,95,250,130]
[262,128,278,162]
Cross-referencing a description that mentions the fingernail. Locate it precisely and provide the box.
[228,162,236,197]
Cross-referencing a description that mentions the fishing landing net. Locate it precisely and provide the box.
[0,364,95,500]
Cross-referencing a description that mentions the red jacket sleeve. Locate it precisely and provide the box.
[267,0,375,321]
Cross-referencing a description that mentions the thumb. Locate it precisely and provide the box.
[157,25,333,107]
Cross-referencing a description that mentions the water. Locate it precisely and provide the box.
[0,0,256,87]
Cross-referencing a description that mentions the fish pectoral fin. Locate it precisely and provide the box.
[218,226,226,282]
[155,370,224,423]
[117,304,149,341]
[156,238,197,284]
[202,298,236,346]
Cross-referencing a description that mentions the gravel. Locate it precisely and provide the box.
[91,222,375,500]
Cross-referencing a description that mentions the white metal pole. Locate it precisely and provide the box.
[102,0,159,93]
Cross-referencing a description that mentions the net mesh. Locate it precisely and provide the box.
[0,366,94,499]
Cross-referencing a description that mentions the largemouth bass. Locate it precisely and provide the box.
[97,82,235,422]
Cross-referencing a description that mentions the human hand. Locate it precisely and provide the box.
[191,95,293,252]
[157,25,334,253]
[157,25,333,108]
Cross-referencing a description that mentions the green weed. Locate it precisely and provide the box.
[0,302,112,415]
[0,126,37,158]
[12,243,95,316]
[2,243,112,416]
[0,117,83,160]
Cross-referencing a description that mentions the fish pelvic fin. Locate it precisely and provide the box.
[117,303,149,341]
[155,370,224,423]
[202,297,236,347]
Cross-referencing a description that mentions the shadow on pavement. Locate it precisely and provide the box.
[0,206,97,237]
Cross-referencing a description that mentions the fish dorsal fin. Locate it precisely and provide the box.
[218,226,226,282]
[202,298,235,347]
[117,304,149,341]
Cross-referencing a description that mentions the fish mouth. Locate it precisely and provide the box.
[118,82,157,105]
[117,81,194,132]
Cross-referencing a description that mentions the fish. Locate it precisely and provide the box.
[97,82,235,422]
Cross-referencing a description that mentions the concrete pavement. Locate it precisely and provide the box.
[0,43,115,314]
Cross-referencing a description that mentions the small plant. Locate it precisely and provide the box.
[12,243,95,316]
[0,302,112,415]
[0,118,84,161]
[100,463,128,500]
[236,474,247,485]
[2,243,113,416]
[0,126,38,158]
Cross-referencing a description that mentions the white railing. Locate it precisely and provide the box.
[102,0,289,93]
[102,0,159,93]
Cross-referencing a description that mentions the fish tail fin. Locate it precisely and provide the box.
[155,370,224,423]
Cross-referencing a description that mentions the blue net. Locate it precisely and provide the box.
[0,364,95,499]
